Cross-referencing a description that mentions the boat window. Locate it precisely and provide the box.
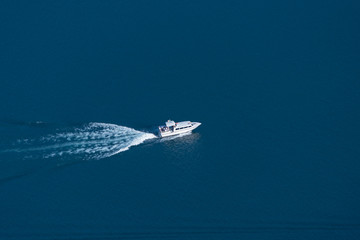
[175,126,192,130]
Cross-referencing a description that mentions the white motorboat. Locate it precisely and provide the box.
[158,120,201,138]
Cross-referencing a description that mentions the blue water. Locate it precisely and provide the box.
[1,0,360,239]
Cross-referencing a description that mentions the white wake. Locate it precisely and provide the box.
[8,122,157,160]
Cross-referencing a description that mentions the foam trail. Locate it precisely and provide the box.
[5,122,157,160]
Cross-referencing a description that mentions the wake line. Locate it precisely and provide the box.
[4,122,157,160]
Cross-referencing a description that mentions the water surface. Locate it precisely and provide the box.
[0,0,359,239]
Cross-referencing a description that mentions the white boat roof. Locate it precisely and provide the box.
[176,121,191,128]
[166,120,176,127]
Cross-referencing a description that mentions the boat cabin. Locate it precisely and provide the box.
[159,120,175,133]
[174,121,192,130]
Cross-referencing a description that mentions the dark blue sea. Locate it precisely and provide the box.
[1,1,359,239]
